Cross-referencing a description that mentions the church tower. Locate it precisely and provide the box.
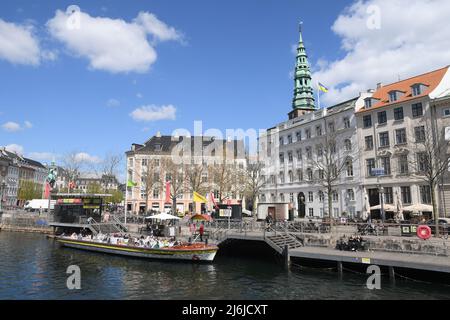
[288,23,316,120]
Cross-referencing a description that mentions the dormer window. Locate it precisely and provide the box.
[154,144,162,151]
[411,83,428,97]
[388,90,405,103]
[389,91,398,102]
[364,98,372,109]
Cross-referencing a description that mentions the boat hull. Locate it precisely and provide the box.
[56,238,218,262]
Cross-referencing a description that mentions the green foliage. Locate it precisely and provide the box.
[18,180,42,201]
[87,182,103,194]
[108,189,124,204]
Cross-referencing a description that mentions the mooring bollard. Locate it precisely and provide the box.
[284,244,291,269]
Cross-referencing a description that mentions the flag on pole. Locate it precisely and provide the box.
[318,82,329,93]
[127,180,137,187]
[193,191,207,203]
[165,181,171,204]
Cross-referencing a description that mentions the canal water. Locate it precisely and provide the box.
[1,232,450,300]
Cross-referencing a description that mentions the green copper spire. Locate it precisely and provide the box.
[292,22,315,112]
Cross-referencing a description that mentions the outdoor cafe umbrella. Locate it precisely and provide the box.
[145,212,181,221]
[403,204,433,214]
[190,214,213,222]
[370,204,396,212]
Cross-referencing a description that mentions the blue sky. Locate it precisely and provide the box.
[1,0,450,169]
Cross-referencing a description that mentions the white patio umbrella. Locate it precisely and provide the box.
[145,212,181,220]
[403,204,433,214]
[370,204,396,211]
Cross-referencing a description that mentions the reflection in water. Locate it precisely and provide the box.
[1,232,450,300]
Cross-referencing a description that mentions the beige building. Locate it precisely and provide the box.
[125,133,246,215]
[356,66,450,219]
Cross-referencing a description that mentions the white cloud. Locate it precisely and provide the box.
[134,12,182,42]
[74,152,102,164]
[4,144,24,155]
[0,19,41,66]
[27,152,58,161]
[130,105,177,122]
[2,122,22,132]
[24,121,33,129]
[106,99,120,107]
[312,0,450,105]
[136,93,143,99]
[46,9,182,73]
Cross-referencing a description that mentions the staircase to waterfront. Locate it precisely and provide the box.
[87,217,128,236]
[266,234,304,254]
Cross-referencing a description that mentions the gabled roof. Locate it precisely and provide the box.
[357,66,449,113]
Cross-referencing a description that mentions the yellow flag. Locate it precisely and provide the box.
[193,191,207,203]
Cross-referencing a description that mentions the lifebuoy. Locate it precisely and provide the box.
[192,255,200,261]
[417,225,432,240]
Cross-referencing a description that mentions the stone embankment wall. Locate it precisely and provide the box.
[0,212,53,234]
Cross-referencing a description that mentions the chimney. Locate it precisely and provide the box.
[377,83,382,89]
[156,131,162,138]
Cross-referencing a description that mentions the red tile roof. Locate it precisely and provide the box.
[357,66,449,113]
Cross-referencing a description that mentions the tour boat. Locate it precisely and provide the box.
[55,236,219,262]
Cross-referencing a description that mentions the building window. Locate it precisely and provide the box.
[395,128,407,145]
[309,208,314,217]
[401,186,412,204]
[417,152,429,173]
[318,169,324,180]
[412,85,422,96]
[318,191,324,202]
[142,159,148,166]
[344,117,351,129]
[344,139,352,151]
[287,135,292,144]
[288,152,293,163]
[378,111,387,124]
[153,189,159,198]
[288,171,294,183]
[296,149,302,160]
[308,191,314,202]
[279,137,284,146]
[364,98,372,109]
[420,186,432,204]
[363,115,372,128]
[394,107,404,121]
[279,153,285,164]
[307,169,313,181]
[297,170,303,181]
[306,129,311,139]
[316,145,323,157]
[412,103,423,117]
[279,172,285,184]
[444,109,450,117]
[414,126,426,142]
[316,126,322,136]
[398,155,409,174]
[280,193,285,202]
[296,131,302,141]
[328,122,335,133]
[346,159,354,177]
[384,187,393,204]
[366,158,376,177]
[290,193,294,203]
[381,156,391,175]
[365,136,374,150]
[347,189,355,201]
[306,147,312,159]
[379,132,390,147]
[389,92,398,102]
[332,191,339,202]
